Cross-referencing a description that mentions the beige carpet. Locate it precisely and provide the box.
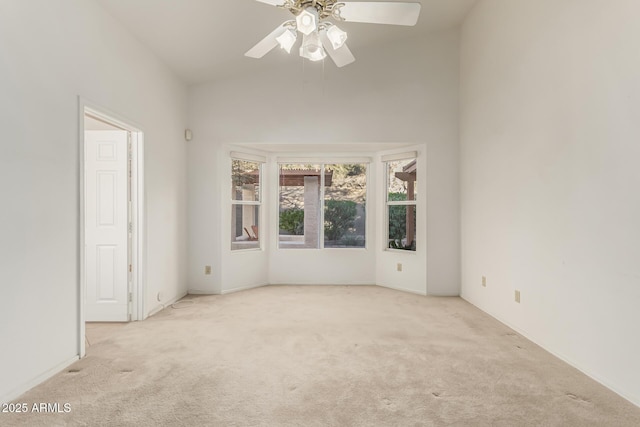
[3,285,639,426]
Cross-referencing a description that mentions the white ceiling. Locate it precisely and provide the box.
[97,0,477,85]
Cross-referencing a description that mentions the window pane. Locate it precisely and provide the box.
[387,158,417,202]
[388,205,416,251]
[231,205,260,250]
[232,160,260,202]
[279,164,322,249]
[324,164,366,248]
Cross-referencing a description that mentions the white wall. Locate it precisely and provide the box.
[188,30,460,294]
[0,0,188,402]
[187,144,270,295]
[267,154,377,286]
[460,0,640,406]
[186,141,223,294]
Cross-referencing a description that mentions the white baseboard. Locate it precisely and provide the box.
[221,283,268,295]
[188,289,221,295]
[426,291,461,297]
[1,355,79,404]
[377,283,427,296]
[267,282,374,286]
[145,291,188,318]
[191,283,372,295]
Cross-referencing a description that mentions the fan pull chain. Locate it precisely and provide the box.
[301,56,306,94]
[322,57,326,98]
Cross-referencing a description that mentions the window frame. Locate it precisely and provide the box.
[276,160,369,251]
[230,157,263,252]
[384,156,418,253]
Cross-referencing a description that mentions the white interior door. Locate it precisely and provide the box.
[85,130,130,322]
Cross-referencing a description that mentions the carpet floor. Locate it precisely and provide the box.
[3,285,639,426]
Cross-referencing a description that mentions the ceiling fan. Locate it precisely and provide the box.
[245,0,422,68]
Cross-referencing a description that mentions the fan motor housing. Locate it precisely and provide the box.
[284,0,344,21]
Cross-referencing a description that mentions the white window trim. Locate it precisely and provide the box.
[231,151,267,163]
[384,157,417,252]
[381,151,417,163]
[231,158,263,251]
[277,156,372,164]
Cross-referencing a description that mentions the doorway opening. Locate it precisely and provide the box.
[79,101,145,358]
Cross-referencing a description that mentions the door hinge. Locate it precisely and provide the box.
[129,264,132,273]
[129,292,132,303]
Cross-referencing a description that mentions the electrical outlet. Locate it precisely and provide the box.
[515,290,521,303]
[205,265,212,275]
[482,276,486,287]
[397,263,403,272]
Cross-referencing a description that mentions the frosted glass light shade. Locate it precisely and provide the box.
[299,32,326,61]
[276,29,297,54]
[327,25,348,49]
[296,8,318,35]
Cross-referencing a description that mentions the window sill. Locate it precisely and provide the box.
[384,248,417,255]
[230,246,262,253]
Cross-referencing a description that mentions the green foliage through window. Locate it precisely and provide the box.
[388,193,407,241]
[324,200,357,242]
[279,209,304,235]
[388,193,416,251]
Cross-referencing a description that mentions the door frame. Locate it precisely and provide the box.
[78,98,146,358]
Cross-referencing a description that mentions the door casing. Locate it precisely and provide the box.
[78,98,145,358]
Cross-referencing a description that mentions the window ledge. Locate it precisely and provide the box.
[384,248,417,255]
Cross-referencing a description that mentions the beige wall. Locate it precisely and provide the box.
[460,0,640,406]
[0,0,188,402]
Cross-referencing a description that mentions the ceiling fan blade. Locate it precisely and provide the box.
[255,0,285,5]
[245,24,288,59]
[319,31,355,68]
[338,2,421,26]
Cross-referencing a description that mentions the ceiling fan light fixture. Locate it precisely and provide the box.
[296,8,319,36]
[276,29,297,54]
[247,0,422,68]
[299,32,326,62]
[326,25,348,50]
